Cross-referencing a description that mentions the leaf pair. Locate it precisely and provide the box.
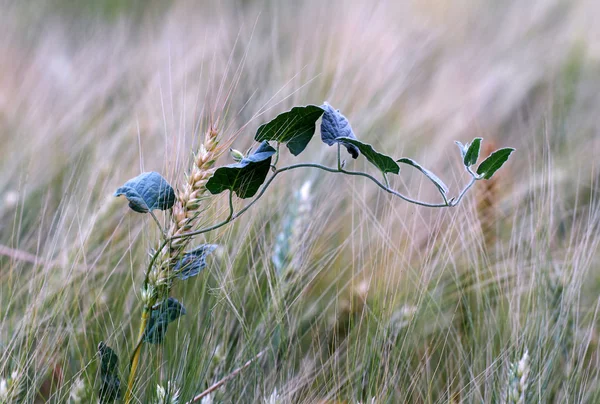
[456,138,515,179]
[254,102,399,174]
[98,342,121,403]
[143,297,186,344]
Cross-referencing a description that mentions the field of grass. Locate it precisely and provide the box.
[1,0,600,402]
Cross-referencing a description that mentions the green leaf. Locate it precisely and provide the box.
[463,138,482,166]
[476,148,515,180]
[97,342,121,403]
[206,141,276,199]
[143,298,186,344]
[337,137,399,174]
[174,244,218,280]
[114,172,176,213]
[397,158,449,195]
[254,105,325,156]
[320,102,360,159]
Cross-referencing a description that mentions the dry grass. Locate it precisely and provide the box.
[1,0,600,402]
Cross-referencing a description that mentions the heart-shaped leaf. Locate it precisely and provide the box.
[320,102,360,159]
[114,172,176,213]
[206,141,276,199]
[463,138,482,167]
[476,148,515,179]
[143,298,186,344]
[336,137,399,174]
[97,342,120,403]
[174,244,218,280]
[255,105,325,156]
[397,158,449,195]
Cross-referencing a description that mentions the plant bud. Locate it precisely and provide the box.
[230,148,244,162]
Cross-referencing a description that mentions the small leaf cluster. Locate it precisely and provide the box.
[456,138,515,179]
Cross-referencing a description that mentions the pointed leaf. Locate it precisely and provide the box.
[174,244,218,280]
[476,148,515,179]
[114,172,176,213]
[255,105,325,156]
[463,138,482,166]
[206,141,276,199]
[336,137,399,174]
[397,158,449,195]
[97,342,120,403]
[143,297,186,344]
[320,102,360,159]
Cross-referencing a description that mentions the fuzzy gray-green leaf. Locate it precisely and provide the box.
[337,137,399,174]
[114,172,176,213]
[463,138,482,166]
[174,244,218,280]
[255,105,325,156]
[143,297,186,344]
[455,141,467,159]
[476,148,515,180]
[320,102,360,159]
[397,158,449,195]
[206,141,276,199]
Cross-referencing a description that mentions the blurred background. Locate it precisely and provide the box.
[1,0,600,402]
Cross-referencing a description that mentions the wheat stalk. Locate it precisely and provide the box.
[145,124,226,305]
[127,124,228,404]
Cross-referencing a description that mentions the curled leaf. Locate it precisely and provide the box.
[320,102,360,159]
[143,298,186,344]
[397,158,449,195]
[114,172,176,213]
[206,141,276,199]
[336,137,399,174]
[455,141,467,160]
[97,342,120,403]
[476,148,515,180]
[174,244,218,280]
[255,105,325,156]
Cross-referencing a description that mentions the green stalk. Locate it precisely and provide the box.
[125,307,150,404]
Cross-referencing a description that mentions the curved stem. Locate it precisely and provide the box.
[450,176,476,207]
[382,172,390,188]
[173,161,468,241]
[272,142,281,166]
[144,239,169,287]
[170,190,234,241]
[149,211,167,239]
[226,189,234,221]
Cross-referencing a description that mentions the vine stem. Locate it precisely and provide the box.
[149,210,167,239]
[186,349,266,403]
[171,159,475,241]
